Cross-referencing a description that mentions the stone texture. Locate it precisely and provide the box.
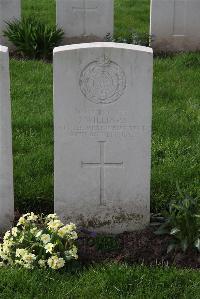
[150,0,200,52]
[0,46,14,232]
[0,0,21,47]
[54,42,153,233]
[56,0,113,43]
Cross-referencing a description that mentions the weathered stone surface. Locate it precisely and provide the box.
[0,0,21,47]
[0,46,14,232]
[56,0,113,43]
[150,0,200,52]
[54,42,153,233]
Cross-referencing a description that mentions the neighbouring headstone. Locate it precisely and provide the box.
[0,0,21,47]
[56,0,113,43]
[0,46,14,232]
[150,0,200,52]
[54,42,153,233]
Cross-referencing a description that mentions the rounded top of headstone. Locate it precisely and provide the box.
[53,42,153,54]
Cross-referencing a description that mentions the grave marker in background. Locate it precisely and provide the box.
[150,0,200,52]
[56,0,113,43]
[54,42,153,233]
[0,0,21,47]
[0,46,14,232]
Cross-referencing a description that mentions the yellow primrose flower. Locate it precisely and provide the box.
[41,234,51,244]
[23,213,30,217]
[23,253,36,264]
[61,225,72,234]
[23,263,34,269]
[44,243,55,254]
[38,259,46,268]
[11,227,18,237]
[47,220,63,231]
[27,212,38,222]
[47,256,65,270]
[69,231,78,240]
[16,248,28,258]
[68,245,78,260]
[46,214,58,220]
[56,258,65,269]
[68,223,76,231]
[2,240,13,254]
[57,227,66,238]
[2,246,10,255]
[3,231,11,240]
[58,226,77,239]
[17,216,26,226]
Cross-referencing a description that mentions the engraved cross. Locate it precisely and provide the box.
[81,141,123,205]
[72,0,98,35]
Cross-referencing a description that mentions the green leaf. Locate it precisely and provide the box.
[195,239,200,252]
[180,239,188,253]
[154,222,170,236]
[167,243,177,253]
[170,228,180,235]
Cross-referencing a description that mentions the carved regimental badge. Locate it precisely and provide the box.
[79,56,126,104]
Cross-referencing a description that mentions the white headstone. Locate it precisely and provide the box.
[54,42,153,233]
[150,0,200,52]
[0,46,14,232]
[56,0,113,43]
[0,0,21,47]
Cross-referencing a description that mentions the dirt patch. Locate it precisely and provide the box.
[78,227,200,269]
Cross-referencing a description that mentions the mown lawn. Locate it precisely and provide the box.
[1,264,200,298]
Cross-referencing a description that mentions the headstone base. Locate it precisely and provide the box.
[151,36,200,53]
[61,35,105,45]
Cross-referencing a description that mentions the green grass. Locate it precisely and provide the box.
[22,0,56,27]
[1,264,200,298]
[11,59,53,213]
[152,53,200,211]
[9,0,200,214]
[115,0,150,37]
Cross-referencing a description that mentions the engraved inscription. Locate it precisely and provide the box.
[79,56,126,104]
[66,110,150,138]
[81,141,123,205]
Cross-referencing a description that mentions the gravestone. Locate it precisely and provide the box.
[56,0,113,43]
[150,0,200,52]
[0,46,14,232]
[54,42,153,233]
[0,0,21,47]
